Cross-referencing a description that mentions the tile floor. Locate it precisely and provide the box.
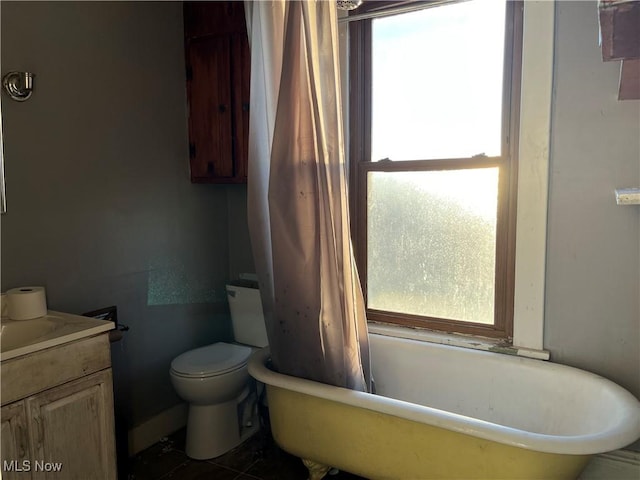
[129,427,367,480]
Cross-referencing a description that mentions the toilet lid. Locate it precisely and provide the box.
[171,342,252,377]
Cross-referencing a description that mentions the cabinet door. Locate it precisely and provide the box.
[1,401,32,480]
[187,35,234,181]
[27,370,116,480]
[184,0,251,184]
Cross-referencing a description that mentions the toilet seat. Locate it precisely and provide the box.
[170,342,251,378]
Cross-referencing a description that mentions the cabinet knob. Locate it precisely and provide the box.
[218,104,227,113]
[242,103,250,112]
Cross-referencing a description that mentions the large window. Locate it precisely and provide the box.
[349,0,523,339]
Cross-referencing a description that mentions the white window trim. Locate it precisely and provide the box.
[368,323,550,360]
[512,0,555,352]
[340,1,555,358]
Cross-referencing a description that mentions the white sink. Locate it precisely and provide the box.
[0,311,114,361]
[1,318,59,351]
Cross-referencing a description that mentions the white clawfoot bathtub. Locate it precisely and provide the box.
[248,333,640,480]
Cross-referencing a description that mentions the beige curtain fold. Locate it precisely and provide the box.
[245,0,370,391]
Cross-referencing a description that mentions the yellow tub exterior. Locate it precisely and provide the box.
[248,333,640,480]
[266,385,588,480]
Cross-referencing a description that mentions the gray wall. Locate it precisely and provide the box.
[227,185,255,280]
[1,1,234,429]
[545,1,640,401]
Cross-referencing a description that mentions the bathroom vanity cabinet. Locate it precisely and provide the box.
[0,333,116,480]
[184,1,251,184]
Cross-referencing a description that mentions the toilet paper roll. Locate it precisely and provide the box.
[6,286,48,320]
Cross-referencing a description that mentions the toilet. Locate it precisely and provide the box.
[170,280,268,460]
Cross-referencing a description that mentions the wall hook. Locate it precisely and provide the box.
[2,71,35,102]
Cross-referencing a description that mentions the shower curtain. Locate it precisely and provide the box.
[244,0,371,392]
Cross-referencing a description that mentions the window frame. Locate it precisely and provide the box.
[348,0,524,340]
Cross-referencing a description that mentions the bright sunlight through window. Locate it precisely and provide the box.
[371,0,506,161]
[365,0,508,325]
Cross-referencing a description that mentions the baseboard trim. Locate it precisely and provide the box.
[580,449,640,479]
[128,403,188,456]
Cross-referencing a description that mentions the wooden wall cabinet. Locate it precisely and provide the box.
[184,1,251,183]
[598,0,640,100]
[1,334,116,480]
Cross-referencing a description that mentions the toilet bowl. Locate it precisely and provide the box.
[170,342,254,459]
[170,280,268,460]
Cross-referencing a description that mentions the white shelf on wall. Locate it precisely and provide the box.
[615,187,640,205]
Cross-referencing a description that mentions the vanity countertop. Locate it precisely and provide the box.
[0,310,114,361]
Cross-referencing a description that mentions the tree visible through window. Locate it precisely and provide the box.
[349,0,522,339]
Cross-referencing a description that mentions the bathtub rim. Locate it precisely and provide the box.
[248,335,640,456]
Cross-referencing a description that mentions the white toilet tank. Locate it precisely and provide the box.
[226,279,269,348]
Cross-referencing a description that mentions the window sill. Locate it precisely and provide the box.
[368,322,550,361]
